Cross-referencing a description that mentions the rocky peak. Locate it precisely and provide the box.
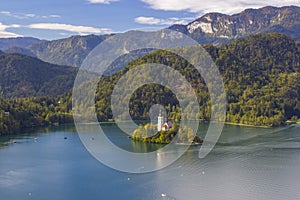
[170,6,300,44]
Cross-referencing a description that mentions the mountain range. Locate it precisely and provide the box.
[0,6,299,67]
[4,34,112,67]
[0,5,299,133]
[169,6,300,44]
[0,37,42,51]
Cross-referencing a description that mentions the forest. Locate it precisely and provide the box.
[0,95,73,134]
[0,33,299,135]
[93,33,300,127]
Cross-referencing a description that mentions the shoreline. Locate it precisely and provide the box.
[224,122,270,128]
[1,119,291,137]
[85,120,282,129]
[175,142,202,146]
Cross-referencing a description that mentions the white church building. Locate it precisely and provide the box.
[157,110,172,131]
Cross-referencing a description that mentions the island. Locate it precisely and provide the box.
[131,111,202,145]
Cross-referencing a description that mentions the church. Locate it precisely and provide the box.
[157,110,173,131]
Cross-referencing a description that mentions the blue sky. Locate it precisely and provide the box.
[0,0,299,40]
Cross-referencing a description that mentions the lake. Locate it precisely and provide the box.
[0,123,300,200]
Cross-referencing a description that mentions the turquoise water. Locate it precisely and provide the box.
[0,123,300,200]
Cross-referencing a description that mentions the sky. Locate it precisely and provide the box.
[0,0,299,40]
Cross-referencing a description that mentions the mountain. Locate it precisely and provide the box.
[3,6,299,67]
[212,33,300,124]
[4,46,37,57]
[0,53,78,98]
[4,34,113,67]
[169,6,300,45]
[0,37,42,50]
[27,34,112,67]
[92,33,299,126]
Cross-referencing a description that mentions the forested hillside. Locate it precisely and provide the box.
[0,54,78,98]
[1,33,299,135]
[93,33,300,127]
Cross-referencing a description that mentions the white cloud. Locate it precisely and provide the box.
[48,15,61,18]
[0,11,61,19]
[25,14,36,18]
[135,16,194,25]
[141,0,300,14]
[87,0,119,4]
[59,32,69,36]
[0,22,112,38]
[27,23,111,35]
[0,23,23,38]
[0,11,11,15]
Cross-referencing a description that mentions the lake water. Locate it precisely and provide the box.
[0,123,300,200]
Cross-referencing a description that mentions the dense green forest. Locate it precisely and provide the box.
[0,54,78,98]
[93,33,300,127]
[0,33,299,135]
[0,95,73,134]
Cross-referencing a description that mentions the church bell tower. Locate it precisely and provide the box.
[157,110,164,131]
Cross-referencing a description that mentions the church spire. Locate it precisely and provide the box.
[157,109,164,131]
